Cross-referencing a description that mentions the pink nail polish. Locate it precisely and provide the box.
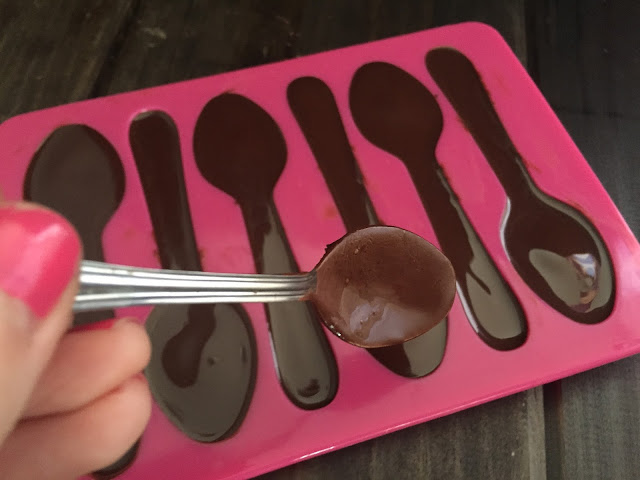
[0,205,80,318]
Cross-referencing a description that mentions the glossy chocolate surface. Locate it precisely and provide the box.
[426,48,615,324]
[350,62,528,350]
[288,76,449,375]
[24,124,124,326]
[130,111,256,441]
[311,226,456,347]
[193,94,338,409]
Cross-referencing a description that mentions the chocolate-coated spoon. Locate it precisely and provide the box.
[75,226,456,349]
[426,48,615,324]
[129,111,256,442]
[350,62,527,351]
[193,93,338,409]
[287,76,447,377]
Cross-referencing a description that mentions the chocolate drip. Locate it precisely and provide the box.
[350,62,528,351]
[24,124,124,326]
[193,94,338,409]
[426,48,614,324]
[129,111,256,442]
[287,76,448,377]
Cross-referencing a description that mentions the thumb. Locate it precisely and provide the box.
[0,203,81,443]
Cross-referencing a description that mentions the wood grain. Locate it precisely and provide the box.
[0,0,135,122]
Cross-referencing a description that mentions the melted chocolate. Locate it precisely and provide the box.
[129,111,256,441]
[24,124,124,326]
[311,227,456,347]
[426,48,615,324]
[350,62,528,351]
[287,76,448,376]
[193,94,338,409]
[24,125,136,476]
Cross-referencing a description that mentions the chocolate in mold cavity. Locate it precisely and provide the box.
[92,441,140,480]
[287,77,378,230]
[24,125,136,476]
[193,93,338,409]
[426,48,615,323]
[129,111,256,441]
[310,226,456,348]
[287,76,447,377]
[24,124,125,326]
[350,62,528,351]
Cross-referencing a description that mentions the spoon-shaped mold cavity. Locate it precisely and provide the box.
[24,124,125,326]
[129,111,256,441]
[193,94,339,409]
[349,62,528,351]
[426,48,615,324]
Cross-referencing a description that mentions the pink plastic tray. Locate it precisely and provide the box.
[2,22,640,480]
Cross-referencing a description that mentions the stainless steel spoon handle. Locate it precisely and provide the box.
[74,260,316,312]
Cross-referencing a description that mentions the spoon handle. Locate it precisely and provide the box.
[426,48,530,198]
[74,260,314,311]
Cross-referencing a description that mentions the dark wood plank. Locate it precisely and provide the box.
[0,0,136,122]
[528,0,640,118]
[432,0,528,61]
[528,1,640,479]
[261,388,545,480]
[92,0,307,96]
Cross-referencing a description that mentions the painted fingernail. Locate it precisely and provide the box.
[0,205,80,318]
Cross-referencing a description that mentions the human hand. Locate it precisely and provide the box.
[0,202,151,479]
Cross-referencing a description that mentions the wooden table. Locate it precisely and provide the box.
[1,1,639,478]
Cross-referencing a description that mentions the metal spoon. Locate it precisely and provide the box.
[74,226,457,349]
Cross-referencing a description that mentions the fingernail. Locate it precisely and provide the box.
[0,205,80,318]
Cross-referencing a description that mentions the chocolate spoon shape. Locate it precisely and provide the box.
[287,76,447,377]
[23,125,137,478]
[350,62,527,351]
[193,94,338,409]
[426,48,615,323]
[129,111,256,442]
[24,124,125,326]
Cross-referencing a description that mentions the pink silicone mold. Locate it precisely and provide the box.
[1,22,640,480]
